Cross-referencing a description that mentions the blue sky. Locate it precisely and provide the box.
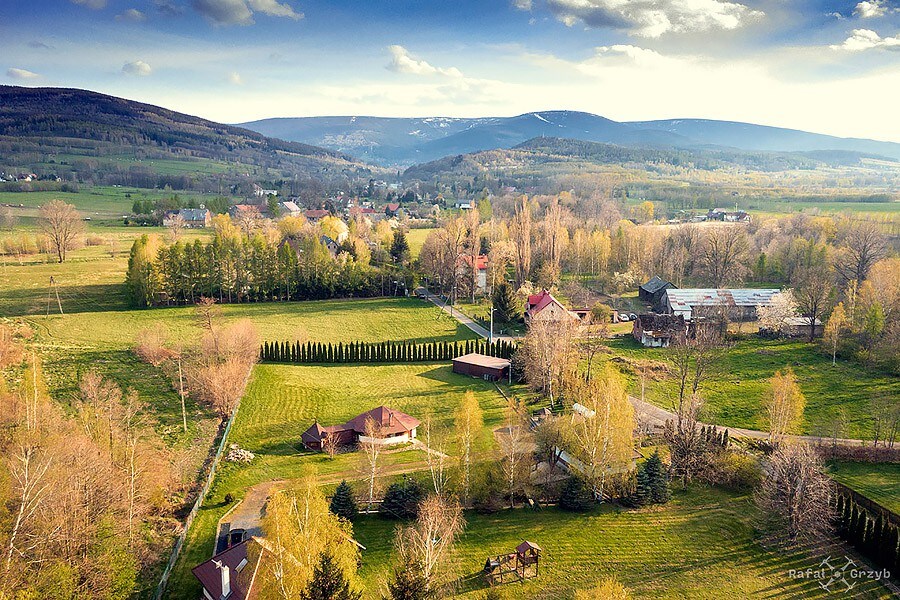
[2,0,900,141]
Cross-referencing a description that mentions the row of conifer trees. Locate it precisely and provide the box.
[259,338,516,364]
[834,493,900,576]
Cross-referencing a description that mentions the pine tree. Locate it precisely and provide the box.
[492,281,520,323]
[645,451,670,504]
[559,476,594,512]
[301,550,361,600]
[631,465,651,508]
[329,480,358,521]
[388,556,428,600]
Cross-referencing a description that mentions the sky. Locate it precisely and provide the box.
[2,0,900,141]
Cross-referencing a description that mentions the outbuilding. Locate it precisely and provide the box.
[452,352,511,381]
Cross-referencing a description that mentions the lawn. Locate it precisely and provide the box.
[351,485,892,599]
[828,461,900,514]
[596,337,899,440]
[166,362,514,599]
[405,227,435,259]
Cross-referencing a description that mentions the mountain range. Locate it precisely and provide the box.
[240,111,900,166]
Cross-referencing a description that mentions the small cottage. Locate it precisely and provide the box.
[452,352,510,381]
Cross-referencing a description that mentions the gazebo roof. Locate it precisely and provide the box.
[516,540,541,554]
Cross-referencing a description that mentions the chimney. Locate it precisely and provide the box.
[213,559,231,599]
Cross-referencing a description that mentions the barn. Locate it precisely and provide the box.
[452,353,511,381]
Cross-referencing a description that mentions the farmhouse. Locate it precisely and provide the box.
[162,208,211,228]
[452,352,511,381]
[632,313,686,347]
[662,288,780,322]
[301,405,420,451]
[524,290,580,325]
[277,200,302,217]
[638,276,676,310]
[304,208,330,222]
[707,208,751,223]
[384,202,401,217]
[192,539,261,600]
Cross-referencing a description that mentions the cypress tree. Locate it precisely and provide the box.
[835,495,846,536]
[301,550,361,600]
[329,480,358,521]
[559,476,594,511]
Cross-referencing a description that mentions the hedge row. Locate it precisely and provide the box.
[835,493,900,576]
[259,338,516,364]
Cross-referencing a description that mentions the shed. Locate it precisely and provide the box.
[452,353,510,381]
[639,276,676,309]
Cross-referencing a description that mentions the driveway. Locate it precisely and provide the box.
[417,288,519,343]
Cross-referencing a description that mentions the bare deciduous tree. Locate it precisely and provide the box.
[39,199,83,263]
[834,219,887,286]
[497,400,532,508]
[520,317,577,407]
[358,417,384,513]
[510,195,532,286]
[394,495,464,595]
[697,226,749,287]
[756,443,833,542]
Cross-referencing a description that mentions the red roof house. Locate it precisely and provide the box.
[192,540,261,600]
[524,290,579,325]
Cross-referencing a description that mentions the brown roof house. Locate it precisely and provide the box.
[452,352,511,381]
[192,539,262,600]
[301,406,420,451]
[632,314,686,348]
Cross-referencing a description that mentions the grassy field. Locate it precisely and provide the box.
[828,461,900,514]
[597,337,899,440]
[349,485,892,599]
[405,227,434,259]
[167,361,513,599]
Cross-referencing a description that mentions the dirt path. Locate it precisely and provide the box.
[417,288,519,343]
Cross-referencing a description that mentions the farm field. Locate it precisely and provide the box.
[405,227,434,259]
[167,361,515,599]
[828,461,900,514]
[596,337,899,440]
[351,485,893,599]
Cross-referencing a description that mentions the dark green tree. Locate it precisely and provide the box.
[645,451,670,504]
[388,555,429,600]
[390,230,410,264]
[630,464,651,508]
[559,476,594,512]
[381,476,425,519]
[492,281,519,324]
[330,480,358,521]
[301,550,361,600]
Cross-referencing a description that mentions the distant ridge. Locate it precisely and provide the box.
[239,110,900,166]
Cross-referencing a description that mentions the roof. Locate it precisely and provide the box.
[634,313,685,335]
[460,254,489,270]
[665,289,780,315]
[385,203,400,212]
[525,290,576,320]
[305,209,330,219]
[279,201,301,213]
[345,406,420,436]
[452,353,511,370]
[231,204,258,213]
[192,540,258,600]
[516,541,542,554]
[639,276,672,294]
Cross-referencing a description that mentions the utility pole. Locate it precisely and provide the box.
[47,276,63,316]
[489,304,494,345]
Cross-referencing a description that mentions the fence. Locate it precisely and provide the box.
[153,398,242,599]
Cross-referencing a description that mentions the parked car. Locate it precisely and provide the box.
[618,313,630,322]
[629,313,638,320]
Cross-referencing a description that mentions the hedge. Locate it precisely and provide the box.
[259,338,516,364]
[834,492,900,577]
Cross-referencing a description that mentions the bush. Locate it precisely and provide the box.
[711,452,763,490]
[84,234,106,246]
[470,462,505,514]
[381,476,425,520]
[558,476,594,511]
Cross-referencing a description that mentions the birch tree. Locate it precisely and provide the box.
[394,495,464,595]
[497,399,531,508]
[358,417,384,512]
[823,302,847,366]
[520,317,577,407]
[765,368,806,445]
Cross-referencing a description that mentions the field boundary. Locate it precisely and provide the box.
[833,480,900,527]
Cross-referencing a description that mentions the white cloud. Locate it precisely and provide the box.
[386,45,463,77]
[115,8,147,21]
[227,71,243,85]
[831,28,900,50]
[513,0,533,9]
[122,60,153,76]
[71,0,108,8]
[192,0,301,25]
[6,68,41,80]
[530,0,764,37]
[854,0,890,18]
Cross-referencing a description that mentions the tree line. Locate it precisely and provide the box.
[125,232,409,307]
[259,338,516,364]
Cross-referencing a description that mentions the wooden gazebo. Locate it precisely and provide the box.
[515,540,541,579]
